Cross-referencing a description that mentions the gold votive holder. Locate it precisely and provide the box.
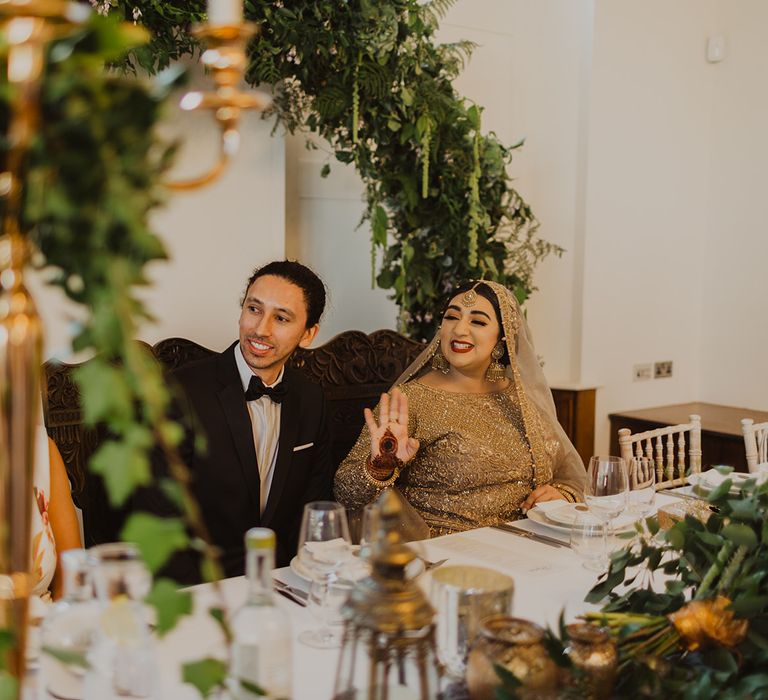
[466,616,559,700]
[565,623,617,700]
[657,499,713,530]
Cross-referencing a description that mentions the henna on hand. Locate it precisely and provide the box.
[365,428,404,482]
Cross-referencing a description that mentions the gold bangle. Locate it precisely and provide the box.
[551,482,579,503]
[364,454,400,488]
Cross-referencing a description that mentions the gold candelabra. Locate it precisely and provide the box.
[0,0,267,694]
[0,1,83,689]
[166,22,272,191]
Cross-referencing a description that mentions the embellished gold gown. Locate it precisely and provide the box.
[333,380,585,537]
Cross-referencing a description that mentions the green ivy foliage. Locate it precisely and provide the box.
[1,13,227,697]
[101,0,562,340]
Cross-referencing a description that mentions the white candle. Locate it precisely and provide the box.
[207,0,243,25]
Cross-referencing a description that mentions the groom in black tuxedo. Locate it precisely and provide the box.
[148,261,333,583]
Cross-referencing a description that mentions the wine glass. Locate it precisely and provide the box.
[296,501,353,648]
[584,456,629,561]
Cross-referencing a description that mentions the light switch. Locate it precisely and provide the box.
[706,35,726,63]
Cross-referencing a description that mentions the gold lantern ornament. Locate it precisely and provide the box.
[333,489,443,699]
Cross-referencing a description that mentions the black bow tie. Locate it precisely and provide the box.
[245,375,287,404]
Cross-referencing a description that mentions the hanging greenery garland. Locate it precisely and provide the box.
[98,0,563,340]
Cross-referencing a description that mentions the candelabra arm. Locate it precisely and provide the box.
[163,22,271,192]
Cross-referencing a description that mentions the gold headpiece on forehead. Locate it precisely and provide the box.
[460,282,481,308]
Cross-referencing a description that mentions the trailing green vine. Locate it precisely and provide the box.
[1,13,235,697]
[97,0,563,340]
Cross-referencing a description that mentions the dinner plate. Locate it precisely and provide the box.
[535,502,592,526]
[290,553,425,581]
[289,555,314,581]
[527,506,637,535]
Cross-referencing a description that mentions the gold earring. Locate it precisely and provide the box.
[431,350,450,374]
[485,342,506,382]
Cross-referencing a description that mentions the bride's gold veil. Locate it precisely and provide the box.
[393,281,585,490]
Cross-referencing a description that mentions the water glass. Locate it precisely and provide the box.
[629,457,656,519]
[570,511,608,572]
[358,502,381,561]
[83,543,158,700]
[297,501,353,648]
[431,565,515,679]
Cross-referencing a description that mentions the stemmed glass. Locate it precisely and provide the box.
[296,501,353,649]
[628,457,657,519]
[570,511,608,572]
[583,456,629,567]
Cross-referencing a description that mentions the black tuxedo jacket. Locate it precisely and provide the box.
[139,342,333,583]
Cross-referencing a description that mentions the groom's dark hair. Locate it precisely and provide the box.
[241,260,327,328]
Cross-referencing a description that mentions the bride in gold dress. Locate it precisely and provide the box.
[334,280,586,537]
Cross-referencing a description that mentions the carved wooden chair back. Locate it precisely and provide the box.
[618,414,702,490]
[741,418,768,473]
[42,331,425,544]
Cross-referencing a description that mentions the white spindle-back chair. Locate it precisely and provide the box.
[741,418,768,473]
[618,414,702,490]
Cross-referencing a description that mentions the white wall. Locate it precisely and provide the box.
[28,3,768,455]
[31,67,285,361]
[284,133,396,345]
[580,0,716,451]
[286,0,768,455]
[700,0,768,409]
[440,0,594,385]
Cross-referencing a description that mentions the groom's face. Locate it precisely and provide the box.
[239,274,319,383]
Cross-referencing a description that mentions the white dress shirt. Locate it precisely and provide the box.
[234,344,284,515]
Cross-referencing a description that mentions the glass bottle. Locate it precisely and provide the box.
[39,548,101,700]
[83,542,157,700]
[230,527,292,700]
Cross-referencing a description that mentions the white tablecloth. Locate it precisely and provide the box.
[31,494,680,699]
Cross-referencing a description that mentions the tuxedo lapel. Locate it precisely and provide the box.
[216,349,260,512]
[261,369,299,527]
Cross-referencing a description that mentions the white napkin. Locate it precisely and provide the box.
[689,468,767,490]
[302,538,351,564]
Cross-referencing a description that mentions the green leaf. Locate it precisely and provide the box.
[74,361,133,426]
[646,516,660,536]
[0,673,18,700]
[89,440,151,507]
[707,480,733,503]
[372,205,388,246]
[722,523,758,550]
[666,524,686,549]
[42,645,90,670]
[182,657,227,698]
[209,607,233,645]
[467,104,481,130]
[121,513,189,573]
[320,163,331,178]
[145,579,193,636]
[0,630,14,654]
[727,595,768,615]
[238,678,267,696]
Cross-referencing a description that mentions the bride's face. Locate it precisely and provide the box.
[439,293,501,376]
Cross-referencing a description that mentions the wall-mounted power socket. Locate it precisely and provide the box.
[654,360,673,379]
[633,363,653,381]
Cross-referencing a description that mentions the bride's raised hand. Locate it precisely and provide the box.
[364,387,420,463]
